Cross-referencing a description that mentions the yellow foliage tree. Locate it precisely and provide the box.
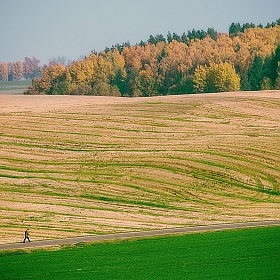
[192,65,207,92]
[66,58,95,91]
[134,65,158,96]
[25,64,65,95]
[194,62,240,93]
[24,22,280,95]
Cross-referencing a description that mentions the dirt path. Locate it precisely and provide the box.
[0,220,279,251]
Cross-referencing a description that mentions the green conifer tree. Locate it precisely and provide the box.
[248,56,263,91]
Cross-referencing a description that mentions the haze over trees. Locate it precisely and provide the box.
[0,57,41,81]
[13,19,280,95]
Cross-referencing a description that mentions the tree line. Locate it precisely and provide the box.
[0,57,41,81]
[0,56,73,82]
[24,19,280,96]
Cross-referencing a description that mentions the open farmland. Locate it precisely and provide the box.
[0,81,31,95]
[0,91,279,244]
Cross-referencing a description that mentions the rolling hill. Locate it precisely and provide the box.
[0,91,279,244]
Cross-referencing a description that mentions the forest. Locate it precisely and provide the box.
[3,19,280,96]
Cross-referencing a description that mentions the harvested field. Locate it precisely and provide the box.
[0,91,279,244]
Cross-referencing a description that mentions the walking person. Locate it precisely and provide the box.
[23,228,31,243]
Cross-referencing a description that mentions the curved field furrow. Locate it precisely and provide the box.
[0,91,279,244]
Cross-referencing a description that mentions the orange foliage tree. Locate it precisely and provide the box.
[0,63,8,81]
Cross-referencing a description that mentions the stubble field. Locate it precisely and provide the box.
[0,91,279,244]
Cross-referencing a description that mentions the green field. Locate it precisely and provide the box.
[0,81,31,94]
[0,226,279,280]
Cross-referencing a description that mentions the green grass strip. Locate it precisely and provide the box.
[0,226,279,280]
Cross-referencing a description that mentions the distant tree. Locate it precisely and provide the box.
[10,61,23,80]
[168,75,195,94]
[66,57,95,92]
[275,76,280,89]
[23,19,280,96]
[0,62,8,81]
[122,41,131,49]
[241,22,256,32]
[193,65,207,92]
[270,45,280,86]
[104,46,110,53]
[172,32,181,42]
[261,77,273,90]
[23,56,40,80]
[134,65,158,96]
[158,41,188,94]
[181,32,189,44]
[248,56,263,90]
[155,34,166,43]
[148,34,166,44]
[69,84,92,95]
[26,64,66,95]
[263,56,274,83]
[48,56,68,66]
[194,62,240,93]
[229,22,242,36]
[266,20,279,28]
[106,49,127,95]
[207,28,218,41]
[213,63,240,92]
[167,31,173,43]
[187,29,207,40]
[92,82,121,96]
[138,40,146,47]
[147,35,156,44]
[274,47,280,89]
[240,72,251,91]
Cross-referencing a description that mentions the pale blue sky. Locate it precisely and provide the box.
[1,0,279,64]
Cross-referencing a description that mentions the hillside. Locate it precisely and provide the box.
[0,91,279,244]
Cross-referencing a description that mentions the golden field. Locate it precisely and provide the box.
[0,91,279,244]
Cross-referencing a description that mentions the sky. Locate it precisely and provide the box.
[1,0,279,65]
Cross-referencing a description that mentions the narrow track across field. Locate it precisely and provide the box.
[0,220,279,251]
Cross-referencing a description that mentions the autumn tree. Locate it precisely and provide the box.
[194,62,240,93]
[106,49,127,95]
[25,64,66,95]
[233,25,280,90]
[24,19,280,96]
[92,82,121,96]
[23,57,40,80]
[0,63,8,81]
[158,41,189,94]
[134,65,158,96]
[10,61,23,80]
[66,57,95,92]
